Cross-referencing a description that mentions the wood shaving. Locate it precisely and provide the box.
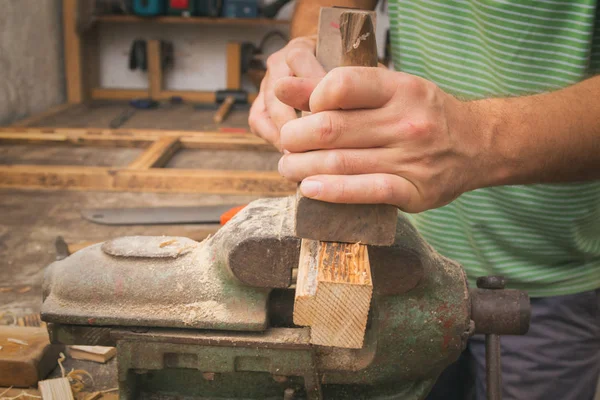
[7,338,29,346]
[0,387,41,400]
[16,287,31,294]
[59,351,94,393]
[0,287,12,293]
[159,239,177,248]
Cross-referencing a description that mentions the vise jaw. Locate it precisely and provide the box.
[41,197,529,400]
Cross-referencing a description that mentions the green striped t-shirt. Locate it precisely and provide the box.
[388,0,600,297]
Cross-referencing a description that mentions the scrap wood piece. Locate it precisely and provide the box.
[38,378,74,400]
[294,239,373,349]
[68,346,116,364]
[0,326,64,387]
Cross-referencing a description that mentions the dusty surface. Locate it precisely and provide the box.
[0,103,279,316]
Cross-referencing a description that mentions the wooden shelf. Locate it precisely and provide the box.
[97,15,290,27]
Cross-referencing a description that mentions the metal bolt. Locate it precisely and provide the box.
[477,276,506,290]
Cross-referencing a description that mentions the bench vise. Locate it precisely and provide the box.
[41,197,530,400]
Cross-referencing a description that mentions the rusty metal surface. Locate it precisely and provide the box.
[218,197,425,296]
[486,334,502,400]
[470,289,530,335]
[319,212,472,393]
[110,327,312,349]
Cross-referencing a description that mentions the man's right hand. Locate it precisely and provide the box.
[248,36,326,151]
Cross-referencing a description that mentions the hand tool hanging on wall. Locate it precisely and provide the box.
[129,39,173,72]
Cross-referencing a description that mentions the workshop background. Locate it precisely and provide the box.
[0,1,597,399]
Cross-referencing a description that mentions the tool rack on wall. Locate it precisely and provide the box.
[64,0,287,103]
[1,0,292,195]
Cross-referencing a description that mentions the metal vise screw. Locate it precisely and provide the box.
[477,276,507,400]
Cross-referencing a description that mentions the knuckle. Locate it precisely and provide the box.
[266,52,282,70]
[317,113,342,145]
[373,176,396,204]
[329,68,354,105]
[404,119,436,141]
[325,151,349,174]
[285,47,307,68]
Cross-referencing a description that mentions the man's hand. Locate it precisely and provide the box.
[275,67,491,213]
[248,37,325,151]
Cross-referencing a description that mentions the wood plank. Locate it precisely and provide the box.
[97,15,290,26]
[157,90,216,103]
[39,377,74,400]
[63,0,82,103]
[294,240,372,349]
[0,165,295,195]
[128,137,180,169]
[294,8,397,246]
[91,88,149,101]
[0,129,276,151]
[114,168,295,195]
[226,42,242,90]
[0,132,154,148]
[0,126,230,136]
[69,345,116,363]
[0,326,63,387]
[10,104,75,127]
[147,40,163,100]
[91,88,254,104]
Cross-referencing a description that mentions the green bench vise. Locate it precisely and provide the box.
[41,197,530,399]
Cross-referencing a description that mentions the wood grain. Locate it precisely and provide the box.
[226,42,242,90]
[294,239,372,348]
[0,165,295,195]
[63,0,82,103]
[127,137,180,169]
[96,15,290,26]
[0,326,63,387]
[0,129,276,151]
[147,40,163,100]
[39,377,74,400]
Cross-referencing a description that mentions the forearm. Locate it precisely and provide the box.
[290,0,377,38]
[470,75,600,189]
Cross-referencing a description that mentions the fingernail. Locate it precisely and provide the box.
[283,149,290,154]
[300,180,322,198]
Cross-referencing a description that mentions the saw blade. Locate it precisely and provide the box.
[80,205,243,225]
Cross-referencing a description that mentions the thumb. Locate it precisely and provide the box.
[275,77,321,112]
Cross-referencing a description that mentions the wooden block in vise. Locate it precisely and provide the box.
[294,239,373,349]
[0,326,64,387]
[294,8,397,246]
